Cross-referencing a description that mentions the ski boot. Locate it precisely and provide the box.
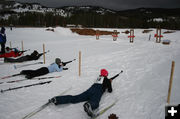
[83,102,95,117]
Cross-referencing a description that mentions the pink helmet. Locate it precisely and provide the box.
[100,69,108,77]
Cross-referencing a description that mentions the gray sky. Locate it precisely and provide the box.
[14,0,180,10]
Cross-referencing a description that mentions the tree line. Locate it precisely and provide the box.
[0,9,180,29]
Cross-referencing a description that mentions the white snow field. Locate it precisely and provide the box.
[0,27,180,119]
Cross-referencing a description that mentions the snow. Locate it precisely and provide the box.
[13,3,22,8]
[0,14,11,20]
[153,18,164,22]
[0,27,180,119]
[8,2,67,17]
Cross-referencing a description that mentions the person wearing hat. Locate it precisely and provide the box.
[4,50,43,63]
[20,58,69,79]
[0,27,6,54]
[49,69,122,117]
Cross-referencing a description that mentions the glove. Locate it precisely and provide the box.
[49,97,57,104]
[108,88,112,93]
[63,68,68,70]
[62,62,66,66]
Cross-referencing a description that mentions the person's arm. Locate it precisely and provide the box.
[34,54,42,60]
[38,50,50,57]
[102,77,113,93]
[109,70,123,81]
[48,63,63,72]
[38,53,43,57]
[107,82,112,93]
[110,74,119,81]
[56,65,63,72]
[3,34,6,43]
[63,68,68,70]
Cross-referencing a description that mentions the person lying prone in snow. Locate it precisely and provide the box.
[49,69,122,117]
[20,58,75,79]
[4,50,43,63]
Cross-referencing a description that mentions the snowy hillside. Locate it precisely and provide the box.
[0,1,114,20]
[0,27,180,119]
[0,2,64,20]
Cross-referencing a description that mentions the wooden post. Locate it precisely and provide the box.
[79,51,81,76]
[21,41,24,55]
[159,28,162,42]
[167,61,175,104]
[129,29,135,43]
[43,44,45,64]
[96,30,100,40]
[9,41,12,48]
[155,27,163,43]
[112,30,118,41]
[156,28,158,43]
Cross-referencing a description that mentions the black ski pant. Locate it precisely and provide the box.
[54,84,103,110]
[0,43,5,53]
[4,56,28,63]
[20,67,49,78]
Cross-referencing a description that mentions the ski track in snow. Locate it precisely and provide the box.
[0,27,180,119]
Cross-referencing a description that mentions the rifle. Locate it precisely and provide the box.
[39,50,50,56]
[118,70,123,75]
[19,49,30,53]
[62,59,76,66]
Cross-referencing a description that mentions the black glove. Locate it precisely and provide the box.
[63,68,68,70]
[108,88,112,93]
[62,62,66,66]
[49,97,57,104]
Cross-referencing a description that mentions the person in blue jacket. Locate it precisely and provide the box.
[49,69,121,117]
[20,58,70,79]
[0,27,6,54]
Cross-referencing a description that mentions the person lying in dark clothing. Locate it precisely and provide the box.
[49,69,122,117]
[20,58,75,79]
[4,50,43,63]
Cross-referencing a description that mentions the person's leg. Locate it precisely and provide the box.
[23,67,49,79]
[32,67,49,77]
[1,43,5,53]
[4,56,27,63]
[13,56,28,62]
[20,70,34,75]
[4,57,15,62]
[54,89,91,105]
[83,85,103,117]
[88,92,102,110]
[86,84,103,110]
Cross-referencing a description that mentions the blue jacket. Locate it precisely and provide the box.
[47,63,63,73]
[0,33,6,43]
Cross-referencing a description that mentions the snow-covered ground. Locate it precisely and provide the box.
[0,27,180,119]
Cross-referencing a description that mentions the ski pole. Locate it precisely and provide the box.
[0,76,61,84]
[1,73,21,80]
[14,62,43,69]
[22,87,72,119]
[0,81,52,93]
[19,49,30,53]
[7,76,61,83]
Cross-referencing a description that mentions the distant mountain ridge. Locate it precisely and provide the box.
[0,1,180,29]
